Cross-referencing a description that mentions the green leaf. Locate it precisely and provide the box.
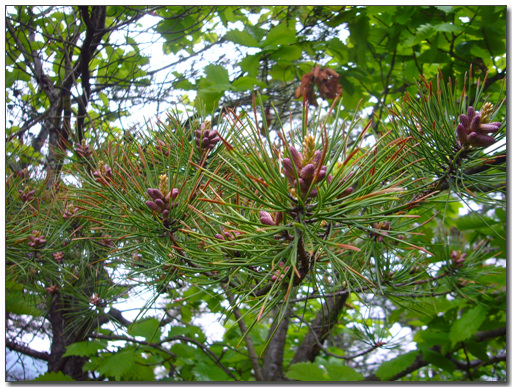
[6,281,43,317]
[204,64,230,86]
[404,23,435,46]
[456,214,497,232]
[231,76,267,91]
[495,207,506,222]
[435,6,453,13]
[33,371,75,381]
[239,53,261,77]
[418,344,456,372]
[375,350,419,381]
[324,364,364,381]
[128,317,162,342]
[171,343,196,365]
[432,22,463,33]
[63,340,107,358]
[175,77,196,91]
[393,8,417,25]
[465,339,490,362]
[6,68,32,87]
[449,305,487,345]
[99,92,109,108]
[192,357,231,381]
[96,350,138,381]
[224,29,260,47]
[123,359,156,381]
[285,362,329,381]
[269,45,302,61]
[195,87,222,112]
[262,22,296,48]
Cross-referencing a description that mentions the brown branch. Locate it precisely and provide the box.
[435,153,506,192]
[290,310,383,361]
[6,338,50,362]
[95,308,132,327]
[290,291,349,364]
[261,309,290,381]
[365,326,506,381]
[450,354,506,376]
[76,6,107,142]
[475,326,506,342]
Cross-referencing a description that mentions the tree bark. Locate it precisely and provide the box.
[290,291,349,364]
[46,295,89,381]
[261,310,290,381]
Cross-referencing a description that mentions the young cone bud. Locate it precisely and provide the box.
[316,165,327,182]
[456,124,468,144]
[146,201,162,213]
[282,158,296,182]
[300,163,316,180]
[312,150,322,167]
[148,188,164,201]
[289,146,303,169]
[154,198,166,209]
[480,122,500,133]
[470,114,481,132]
[468,132,496,147]
[260,211,276,226]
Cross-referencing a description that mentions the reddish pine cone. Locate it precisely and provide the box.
[456,106,500,148]
[195,123,221,152]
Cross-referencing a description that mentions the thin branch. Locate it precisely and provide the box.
[90,332,175,357]
[454,354,507,380]
[475,326,506,342]
[290,310,383,361]
[365,326,506,381]
[96,308,132,327]
[90,332,239,381]
[146,37,226,77]
[6,339,50,362]
[290,291,349,365]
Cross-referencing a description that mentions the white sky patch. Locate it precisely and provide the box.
[192,312,226,342]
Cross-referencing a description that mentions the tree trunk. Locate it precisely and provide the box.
[47,294,89,380]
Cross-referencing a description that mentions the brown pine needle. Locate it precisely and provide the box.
[337,243,361,252]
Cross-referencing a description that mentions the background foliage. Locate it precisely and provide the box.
[5,5,507,381]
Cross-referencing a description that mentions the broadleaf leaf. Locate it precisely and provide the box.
[375,350,419,381]
[449,305,487,345]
